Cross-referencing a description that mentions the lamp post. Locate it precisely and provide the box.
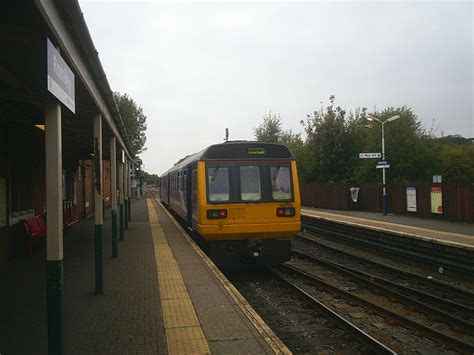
[366,114,400,215]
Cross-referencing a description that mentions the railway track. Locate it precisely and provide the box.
[284,248,474,353]
[153,194,474,352]
[225,269,396,354]
[301,214,474,278]
[294,234,474,317]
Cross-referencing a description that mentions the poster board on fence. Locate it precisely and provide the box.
[430,186,443,214]
[406,186,417,212]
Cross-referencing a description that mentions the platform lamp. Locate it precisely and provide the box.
[366,114,400,216]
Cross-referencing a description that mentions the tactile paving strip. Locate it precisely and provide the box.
[155,199,292,355]
[147,199,211,354]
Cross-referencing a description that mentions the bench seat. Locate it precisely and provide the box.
[20,215,46,257]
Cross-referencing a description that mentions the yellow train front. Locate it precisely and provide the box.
[160,141,301,266]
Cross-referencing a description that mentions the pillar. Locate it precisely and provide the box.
[118,150,124,240]
[110,137,118,258]
[45,102,64,355]
[93,114,103,295]
[124,155,128,230]
[127,161,132,222]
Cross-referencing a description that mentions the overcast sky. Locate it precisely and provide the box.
[80,0,473,175]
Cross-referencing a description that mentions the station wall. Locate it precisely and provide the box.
[0,152,115,263]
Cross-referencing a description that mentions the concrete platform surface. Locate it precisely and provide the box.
[151,198,289,354]
[302,207,473,249]
[0,197,288,354]
[0,198,167,354]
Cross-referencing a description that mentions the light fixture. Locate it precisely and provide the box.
[386,115,400,122]
[34,124,45,131]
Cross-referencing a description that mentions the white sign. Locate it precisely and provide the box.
[376,165,390,169]
[47,38,75,113]
[406,186,417,212]
[349,187,360,202]
[432,175,442,183]
[359,152,381,158]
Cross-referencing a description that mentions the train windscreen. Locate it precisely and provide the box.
[240,165,262,201]
[270,166,291,200]
[208,167,230,202]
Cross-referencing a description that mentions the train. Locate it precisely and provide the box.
[159,141,301,266]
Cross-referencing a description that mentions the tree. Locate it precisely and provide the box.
[253,98,474,184]
[280,129,307,179]
[114,92,147,154]
[141,171,160,186]
[438,135,473,146]
[435,141,474,183]
[253,111,283,143]
[302,95,361,182]
[253,111,308,177]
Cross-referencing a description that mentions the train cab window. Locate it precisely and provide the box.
[270,166,292,200]
[208,167,229,202]
[240,165,261,201]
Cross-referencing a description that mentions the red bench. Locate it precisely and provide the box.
[20,215,46,257]
[20,206,79,256]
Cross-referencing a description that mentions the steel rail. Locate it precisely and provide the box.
[297,233,474,304]
[301,216,474,278]
[292,248,474,332]
[278,263,474,354]
[268,268,397,355]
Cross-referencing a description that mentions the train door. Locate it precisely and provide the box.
[186,165,192,225]
[191,168,198,227]
[167,174,170,205]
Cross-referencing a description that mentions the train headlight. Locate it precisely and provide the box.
[276,207,295,217]
[207,209,227,219]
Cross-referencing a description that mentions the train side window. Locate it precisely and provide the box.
[270,166,292,200]
[208,167,229,202]
[240,165,261,201]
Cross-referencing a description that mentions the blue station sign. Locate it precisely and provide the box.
[376,160,390,169]
[47,38,75,113]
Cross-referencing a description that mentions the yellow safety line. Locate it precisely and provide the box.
[301,210,474,249]
[154,198,292,355]
[147,199,211,355]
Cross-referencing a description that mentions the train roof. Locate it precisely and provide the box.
[161,141,295,176]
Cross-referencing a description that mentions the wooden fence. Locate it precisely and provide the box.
[300,181,474,223]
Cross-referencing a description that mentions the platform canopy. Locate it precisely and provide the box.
[0,0,134,161]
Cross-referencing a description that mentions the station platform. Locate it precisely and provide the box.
[302,207,474,249]
[0,198,288,354]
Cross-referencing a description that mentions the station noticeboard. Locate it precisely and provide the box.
[430,186,443,214]
[47,38,75,113]
[406,186,417,212]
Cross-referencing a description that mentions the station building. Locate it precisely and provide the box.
[1,1,139,352]
[0,1,138,258]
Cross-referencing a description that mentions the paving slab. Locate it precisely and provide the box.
[0,199,166,355]
[153,199,286,354]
